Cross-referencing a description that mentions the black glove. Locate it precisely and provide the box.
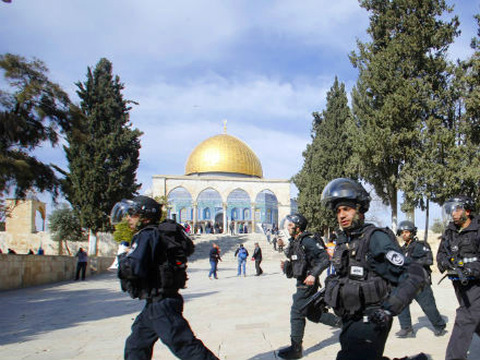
[439,260,454,273]
[369,309,392,328]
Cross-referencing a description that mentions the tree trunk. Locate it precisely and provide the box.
[390,189,398,232]
[424,198,430,243]
[88,229,98,256]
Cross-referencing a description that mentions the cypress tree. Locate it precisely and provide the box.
[350,0,459,228]
[293,77,355,232]
[64,58,142,253]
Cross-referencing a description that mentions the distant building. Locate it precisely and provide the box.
[152,128,293,234]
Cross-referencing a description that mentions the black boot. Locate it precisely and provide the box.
[277,341,303,359]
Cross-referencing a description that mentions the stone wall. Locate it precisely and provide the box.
[0,231,118,256]
[0,254,115,291]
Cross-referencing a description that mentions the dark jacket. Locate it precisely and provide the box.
[325,224,426,317]
[284,232,329,283]
[252,247,262,261]
[437,216,480,278]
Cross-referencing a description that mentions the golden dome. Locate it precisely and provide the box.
[185,134,263,178]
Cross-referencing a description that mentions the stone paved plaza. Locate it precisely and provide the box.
[0,233,479,360]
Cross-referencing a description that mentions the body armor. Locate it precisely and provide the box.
[325,225,391,317]
[286,232,311,279]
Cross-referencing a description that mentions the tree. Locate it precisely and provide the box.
[350,0,459,229]
[112,220,135,244]
[293,77,356,232]
[0,53,71,199]
[63,58,142,254]
[48,203,86,255]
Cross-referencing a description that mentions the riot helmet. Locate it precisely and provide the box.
[396,220,417,236]
[286,213,308,232]
[110,195,162,225]
[321,178,371,214]
[442,195,475,224]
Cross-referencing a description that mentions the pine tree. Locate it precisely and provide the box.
[293,77,355,232]
[63,58,142,253]
[0,53,71,198]
[350,0,459,228]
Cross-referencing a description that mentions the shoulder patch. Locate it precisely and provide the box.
[386,250,405,266]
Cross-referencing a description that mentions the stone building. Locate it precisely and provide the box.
[152,129,294,234]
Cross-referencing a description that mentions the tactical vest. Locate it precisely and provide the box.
[324,225,391,317]
[444,223,480,263]
[286,232,312,279]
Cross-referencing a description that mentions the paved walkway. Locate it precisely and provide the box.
[1,234,479,360]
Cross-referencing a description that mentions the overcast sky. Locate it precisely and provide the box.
[1,1,478,227]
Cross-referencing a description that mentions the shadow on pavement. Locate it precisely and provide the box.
[0,272,217,346]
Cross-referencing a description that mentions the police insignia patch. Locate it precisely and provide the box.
[386,250,404,266]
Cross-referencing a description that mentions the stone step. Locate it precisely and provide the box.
[188,233,285,263]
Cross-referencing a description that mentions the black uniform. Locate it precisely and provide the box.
[437,217,480,360]
[283,232,330,344]
[123,226,218,360]
[324,224,426,360]
[397,238,446,333]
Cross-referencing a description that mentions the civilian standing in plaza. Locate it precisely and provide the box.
[234,244,249,276]
[395,220,446,338]
[437,195,480,360]
[75,247,88,281]
[208,243,221,279]
[252,242,263,276]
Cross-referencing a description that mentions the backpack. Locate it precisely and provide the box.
[238,247,248,260]
[156,219,195,291]
[118,219,195,298]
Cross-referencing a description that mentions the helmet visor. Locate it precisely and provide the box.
[442,201,466,224]
[279,216,293,239]
[110,199,137,225]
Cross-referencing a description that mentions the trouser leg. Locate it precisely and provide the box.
[290,285,317,344]
[337,317,391,360]
[150,297,218,360]
[81,263,86,280]
[446,283,480,360]
[446,304,480,360]
[397,305,412,329]
[125,305,158,360]
[416,285,445,328]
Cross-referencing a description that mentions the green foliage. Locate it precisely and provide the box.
[112,220,134,244]
[48,203,86,243]
[350,0,459,225]
[430,218,445,234]
[0,53,71,198]
[154,195,169,223]
[293,77,356,232]
[63,58,142,233]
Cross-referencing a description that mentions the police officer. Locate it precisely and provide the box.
[110,195,218,360]
[395,220,446,338]
[321,178,427,360]
[437,195,480,360]
[278,213,330,359]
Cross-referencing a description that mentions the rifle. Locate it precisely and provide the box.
[438,236,468,286]
[300,287,327,314]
